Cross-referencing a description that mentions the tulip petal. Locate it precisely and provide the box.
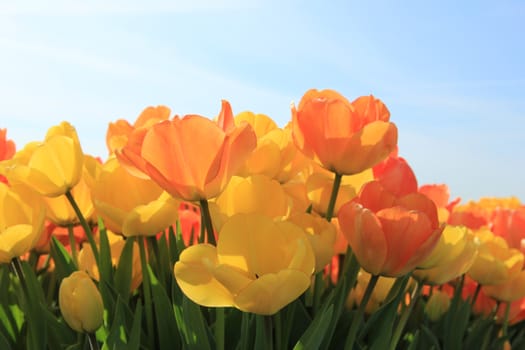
[174,244,235,307]
[338,202,387,275]
[234,269,311,315]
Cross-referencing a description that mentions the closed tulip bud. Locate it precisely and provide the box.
[425,290,451,321]
[59,271,104,333]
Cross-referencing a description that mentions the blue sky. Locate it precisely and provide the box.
[1,0,524,202]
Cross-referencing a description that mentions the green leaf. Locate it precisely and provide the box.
[0,331,12,350]
[293,304,334,350]
[156,233,172,289]
[43,306,77,350]
[320,251,360,349]
[98,221,114,283]
[127,303,142,350]
[168,225,180,266]
[148,265,181,349]
[365,275,411,350]
[50,236,77,281]
[113,237,135,302]
[17,260,47,350]
[420,324,441,350]
[182,296,211,350]
[104,297,128,349]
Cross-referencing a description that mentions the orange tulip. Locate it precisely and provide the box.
[106,105,171,154]
[419,184,460,223]
[119,101,257,201]
[372,152,418,197]
[291,89,397,175]
[0,129,15,184]
[492,207,525,254]
[338,181,443,277]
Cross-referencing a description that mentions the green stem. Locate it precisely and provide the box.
[501,301,511,339]
[138,237,155,350]
[274,312,283,350]
[215,308,225,350]
[345,274,379,350]
[313,271,324,315]
[321,247,361,349]
[240,312,251,350]
[67,224,78,265]
[265,315,274,350]
[199,199,216,245]
[254,315,273,350]
[87,332,100,350]
[389,281,424,350]
[470,282,482,308]
[65,190,99,264]
[325,173,342,222]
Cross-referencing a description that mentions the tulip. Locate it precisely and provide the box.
[338,181,443,277]
[0,184,46,263]
[89,157,179,237]
[215,175,289,219]
[372,152,418,197]
[291,89,397,175]
[492,207,525,254]
[59,271,104,333]
[0,128,15,184]
[419,184,460,223]
[424,290,451,321]
[174,213,315,315]
[306,170,366,217]
[0,128,15,161]
[413,225,478,285]
[0,122,83,197]
[287,212,337,272]
[347,269,397,314]
[118,100,257,201]
[78,231,142,291]
[234,113,309,182]
[483,270,525,302]
[467,229,523,285]
[106,105,171,154]
[43,166,94,226]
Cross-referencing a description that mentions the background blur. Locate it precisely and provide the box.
[1,0,524,201]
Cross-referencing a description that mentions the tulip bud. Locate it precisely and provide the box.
[424,290,451,322]
[59,271,104,333]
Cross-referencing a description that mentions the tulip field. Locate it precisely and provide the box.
[0,89,524,349]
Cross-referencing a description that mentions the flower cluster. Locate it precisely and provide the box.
[0,89,523,349]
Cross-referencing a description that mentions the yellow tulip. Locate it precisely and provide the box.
[424,290,451,321]
[306,166,372,217]
[413,225,478,285]
[467,228,524,285]
[174,213,315,315]
[59,271,104,333]
[0,122,83,197]
[287,212,336,272]
[90,157,179,236]
[346,269,397,314]
[234,113,309,182]
[0,184,46,263]
[78,231,142,291]
[44,166,94,226]
[215,175,289,219]
[483,269,525,302]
